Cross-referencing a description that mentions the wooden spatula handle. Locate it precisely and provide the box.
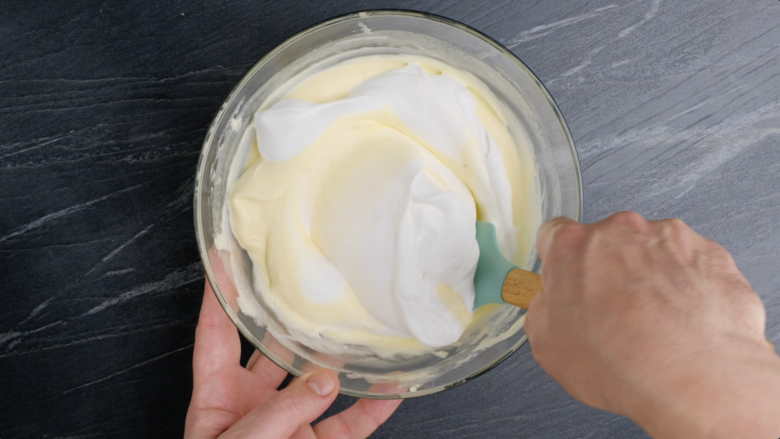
[502,269,543,309]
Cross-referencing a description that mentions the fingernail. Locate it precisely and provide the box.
[305,370,335,396]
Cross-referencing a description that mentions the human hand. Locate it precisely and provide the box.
[184,281,402,439]
[525,212,780,438]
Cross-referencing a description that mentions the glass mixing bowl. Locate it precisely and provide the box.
[194,10,582,399]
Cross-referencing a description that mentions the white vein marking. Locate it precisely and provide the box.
[564,46,604,77]
[610,59,633,69]
[62,343,193,394]
[85,224,154,275]
[618,0,663,39]
[0,134,72,159]
[0,184,144,243]
[17,298,53,326]
[85,180,192,276]
[0,321,63,349]
[81,263,202,316]
[506,5,620,47]
[104,268,135,277]
[583,101,780,200]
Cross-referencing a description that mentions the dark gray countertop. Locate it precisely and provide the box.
[2,1,779,437]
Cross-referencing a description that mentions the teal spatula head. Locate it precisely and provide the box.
[473,221,518,309]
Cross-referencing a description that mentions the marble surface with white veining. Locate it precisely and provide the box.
[1,1,778,437]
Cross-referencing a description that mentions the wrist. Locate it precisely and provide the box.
[627,337,780,439]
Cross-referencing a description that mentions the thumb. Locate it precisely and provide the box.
[536,217,578,261]
[220,369,340,439]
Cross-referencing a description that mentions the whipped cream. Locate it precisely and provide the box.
[229,55,538,353]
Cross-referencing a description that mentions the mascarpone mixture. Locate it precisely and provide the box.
[229,55,538,354]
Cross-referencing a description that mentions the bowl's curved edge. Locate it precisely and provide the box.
[193,9,583,399]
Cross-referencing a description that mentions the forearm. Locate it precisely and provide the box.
[631,341,780,439]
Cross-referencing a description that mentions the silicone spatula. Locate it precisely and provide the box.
[473,221,543,309]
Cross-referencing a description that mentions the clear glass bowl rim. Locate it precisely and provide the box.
[194,9,583,399]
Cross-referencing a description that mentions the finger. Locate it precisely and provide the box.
[247,331,296,390]
[536,217,578,261]
[193,279,241,385]
[524,288,547,343]
[290,423,317,439]
[208,244,242,310]
[247,331,295,373]
[220,369,340,439]
[245,349,262,371]
[246,349,289,390]
[313,397,402,439]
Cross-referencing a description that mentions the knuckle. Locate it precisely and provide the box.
[275,389,306,415]
[665,218,688,230]
[356,399,383,431]
[698,241,740,276]
[608,211,646,228]
[709,244,736,268]
[329,415,356,438]
[734,286,761,307]
[657,218,689,238]
[729,286,766,335]
[539,221,584,262]
[538,217,567,238]
[552,222,585,248]
[654,219,696,255]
